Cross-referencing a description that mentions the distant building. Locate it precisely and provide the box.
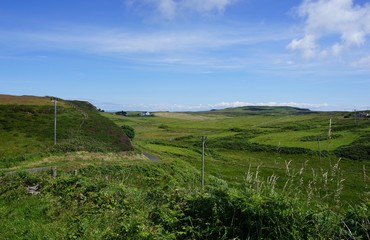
[355,112,370,119]
[139,111,151,117]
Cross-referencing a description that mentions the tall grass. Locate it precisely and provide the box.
[1,157,368,239]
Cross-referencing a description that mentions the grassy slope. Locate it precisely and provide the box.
[104,108,370,204]
[0,95,132,169]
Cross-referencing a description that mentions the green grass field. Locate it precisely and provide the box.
[1,98,369,239]
[103,108,370,205]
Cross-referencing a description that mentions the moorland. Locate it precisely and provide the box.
[0,94,369,239]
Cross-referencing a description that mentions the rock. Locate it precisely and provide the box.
[26,185,40,195]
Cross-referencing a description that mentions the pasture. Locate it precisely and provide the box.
[1,99,369,239]
[104,107,370,204]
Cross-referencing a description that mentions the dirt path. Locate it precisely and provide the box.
[143,152,160,161]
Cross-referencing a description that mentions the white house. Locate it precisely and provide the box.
[139,111,151,116]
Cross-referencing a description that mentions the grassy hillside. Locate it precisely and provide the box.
[0,95,132,168]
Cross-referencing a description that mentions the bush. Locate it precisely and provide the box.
[334,133,370,161]
[301,134,342,142]
[335,144,370,161]
[208,134,315,155]
[122,125,135,140]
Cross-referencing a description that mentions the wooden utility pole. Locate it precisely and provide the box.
[328,118,332,140]
[201,136,207,191]
[317,137,321,161]
[54,98,57,145]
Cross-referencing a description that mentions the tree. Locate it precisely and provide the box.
[116,111,127,116]
[121,125,135,140]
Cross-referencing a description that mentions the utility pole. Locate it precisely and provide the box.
[317,137,321,161]
[201,136,207,191]
[54,97,57,145]
[328,118,332,140]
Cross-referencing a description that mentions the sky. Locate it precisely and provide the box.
[0,0,370,111]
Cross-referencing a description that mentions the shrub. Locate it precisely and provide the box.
[121,125,135,140]
[335,144,370,161]
[301,134,342,142]
[334,133,370,161]
[208,135,315,155]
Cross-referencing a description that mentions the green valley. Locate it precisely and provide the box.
[104,107,370,204]
[1,95,369,239]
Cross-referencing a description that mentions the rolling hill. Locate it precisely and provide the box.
[0,94,132,167]
[207,106,313,116]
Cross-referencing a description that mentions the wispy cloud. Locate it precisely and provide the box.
[351,54,370,68]
[0,25,290,69]
[288,0,370,59]
[180,0,235,13]
[125,0,236,19]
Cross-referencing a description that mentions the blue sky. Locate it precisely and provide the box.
[1,0,370,111]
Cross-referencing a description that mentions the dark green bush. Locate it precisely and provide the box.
[335,133,370,161]
[121,125,135,140]
[335,144,370,161]
[301,134,342,142]
[208,135,315,155]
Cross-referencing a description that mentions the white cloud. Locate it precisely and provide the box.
[19,29,245,53]
[351,54,370,68]
[158,0,177,19]
[125,0,235,19]
[287,34,318,58]
[1,25,290,70]
[288,0,370,59]
[181,0,233,13]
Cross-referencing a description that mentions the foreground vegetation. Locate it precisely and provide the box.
[0,96,369,239]
[1,155,369,239]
